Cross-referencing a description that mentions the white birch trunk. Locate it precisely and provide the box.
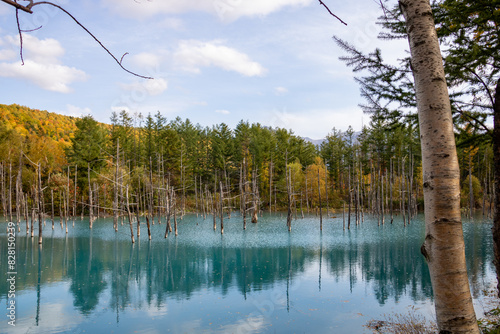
[400,0,479,332]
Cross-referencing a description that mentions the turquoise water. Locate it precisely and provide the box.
[0,213,495,333]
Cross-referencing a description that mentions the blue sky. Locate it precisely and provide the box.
[0,0,406,139]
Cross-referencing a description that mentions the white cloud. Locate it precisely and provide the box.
[218,315,267,334]
[0,35,86,93]
[216,109,230,115]
[274,86,288,95]
[58,104,92,117]
[101,0,313,21]
[158,17,184,30]
[131,52,163,69]
[6,301,84,334]
[174,40,266,77]
[0,46,16,61]
[120,77,168,96]
[0,60,86,93]
[21,34,65,64]
[266,107,364,138]
[111,105,130,113]
[214,0,312,21]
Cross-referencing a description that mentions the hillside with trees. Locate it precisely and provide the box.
[0,104,77,145]
[0,103,494,235]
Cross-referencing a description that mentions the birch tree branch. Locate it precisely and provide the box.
[1,0,32,13]
[2,0,153,79]
[318,0,347,26]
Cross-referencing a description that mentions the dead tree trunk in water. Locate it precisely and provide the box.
[286,166,292,232]
[241,160,247,230]
[390,158,394,224]
[94,183,99,221]
[51,189,55,229]
[305,176,309,214]
[220,181,224,234]
[401,158,406,226]
[0,163,4,219]
[325,160,329,219]
[9,162,13,223]
[135,195,141,239]
[165,184,171,239]
[195,175,198,217]
[73,165,77,217]
[30,195,35,238]
[201,176,206,220]
[354,162,359,226]
[381,169,385,225]
[113,141,120,231]
[167,179,172,234]
[213,173,217,231]
[15,156,22,229]
[269,159,273,214]
[342,202,345,230]
[173,189,178,236]
[408,154,414,223]
[88,163,93,228]
[146,215,152,241]
[37,164,43,244]
[251,169,258,224]
[347,165,351,230]
[125,186,135,243]
[224,168,232,219]
[318,169,322,231]
[63,190,68,234]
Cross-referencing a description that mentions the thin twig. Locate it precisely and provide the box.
[379,0,388,18]
[318,0,347,26]
[31,1,153,79]
[454,105,492,136]
[21,26,43,33]
[15,7,24,65]
[462,64,496,108]
[3,0,153,79]
[120,52,129,65]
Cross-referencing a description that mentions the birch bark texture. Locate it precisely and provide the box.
[493,80,500,299]
[399,0,479,332]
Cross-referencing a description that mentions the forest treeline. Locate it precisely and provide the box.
[0,102,494,236]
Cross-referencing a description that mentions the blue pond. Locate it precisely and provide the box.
[0,213,495,333]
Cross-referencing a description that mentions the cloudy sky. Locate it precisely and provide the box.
[0,0,406,139]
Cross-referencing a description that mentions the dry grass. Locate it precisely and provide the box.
[365,306,437,334]
[477,288,500,334]
[366,288,500,334]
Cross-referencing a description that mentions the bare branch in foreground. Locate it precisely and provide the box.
[318,0,347,26]
[2,0,153,79]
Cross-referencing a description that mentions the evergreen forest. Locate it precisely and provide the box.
[0,100,494,241]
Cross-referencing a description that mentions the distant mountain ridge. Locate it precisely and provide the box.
[303,131,362,147]
[302,137,325,147]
